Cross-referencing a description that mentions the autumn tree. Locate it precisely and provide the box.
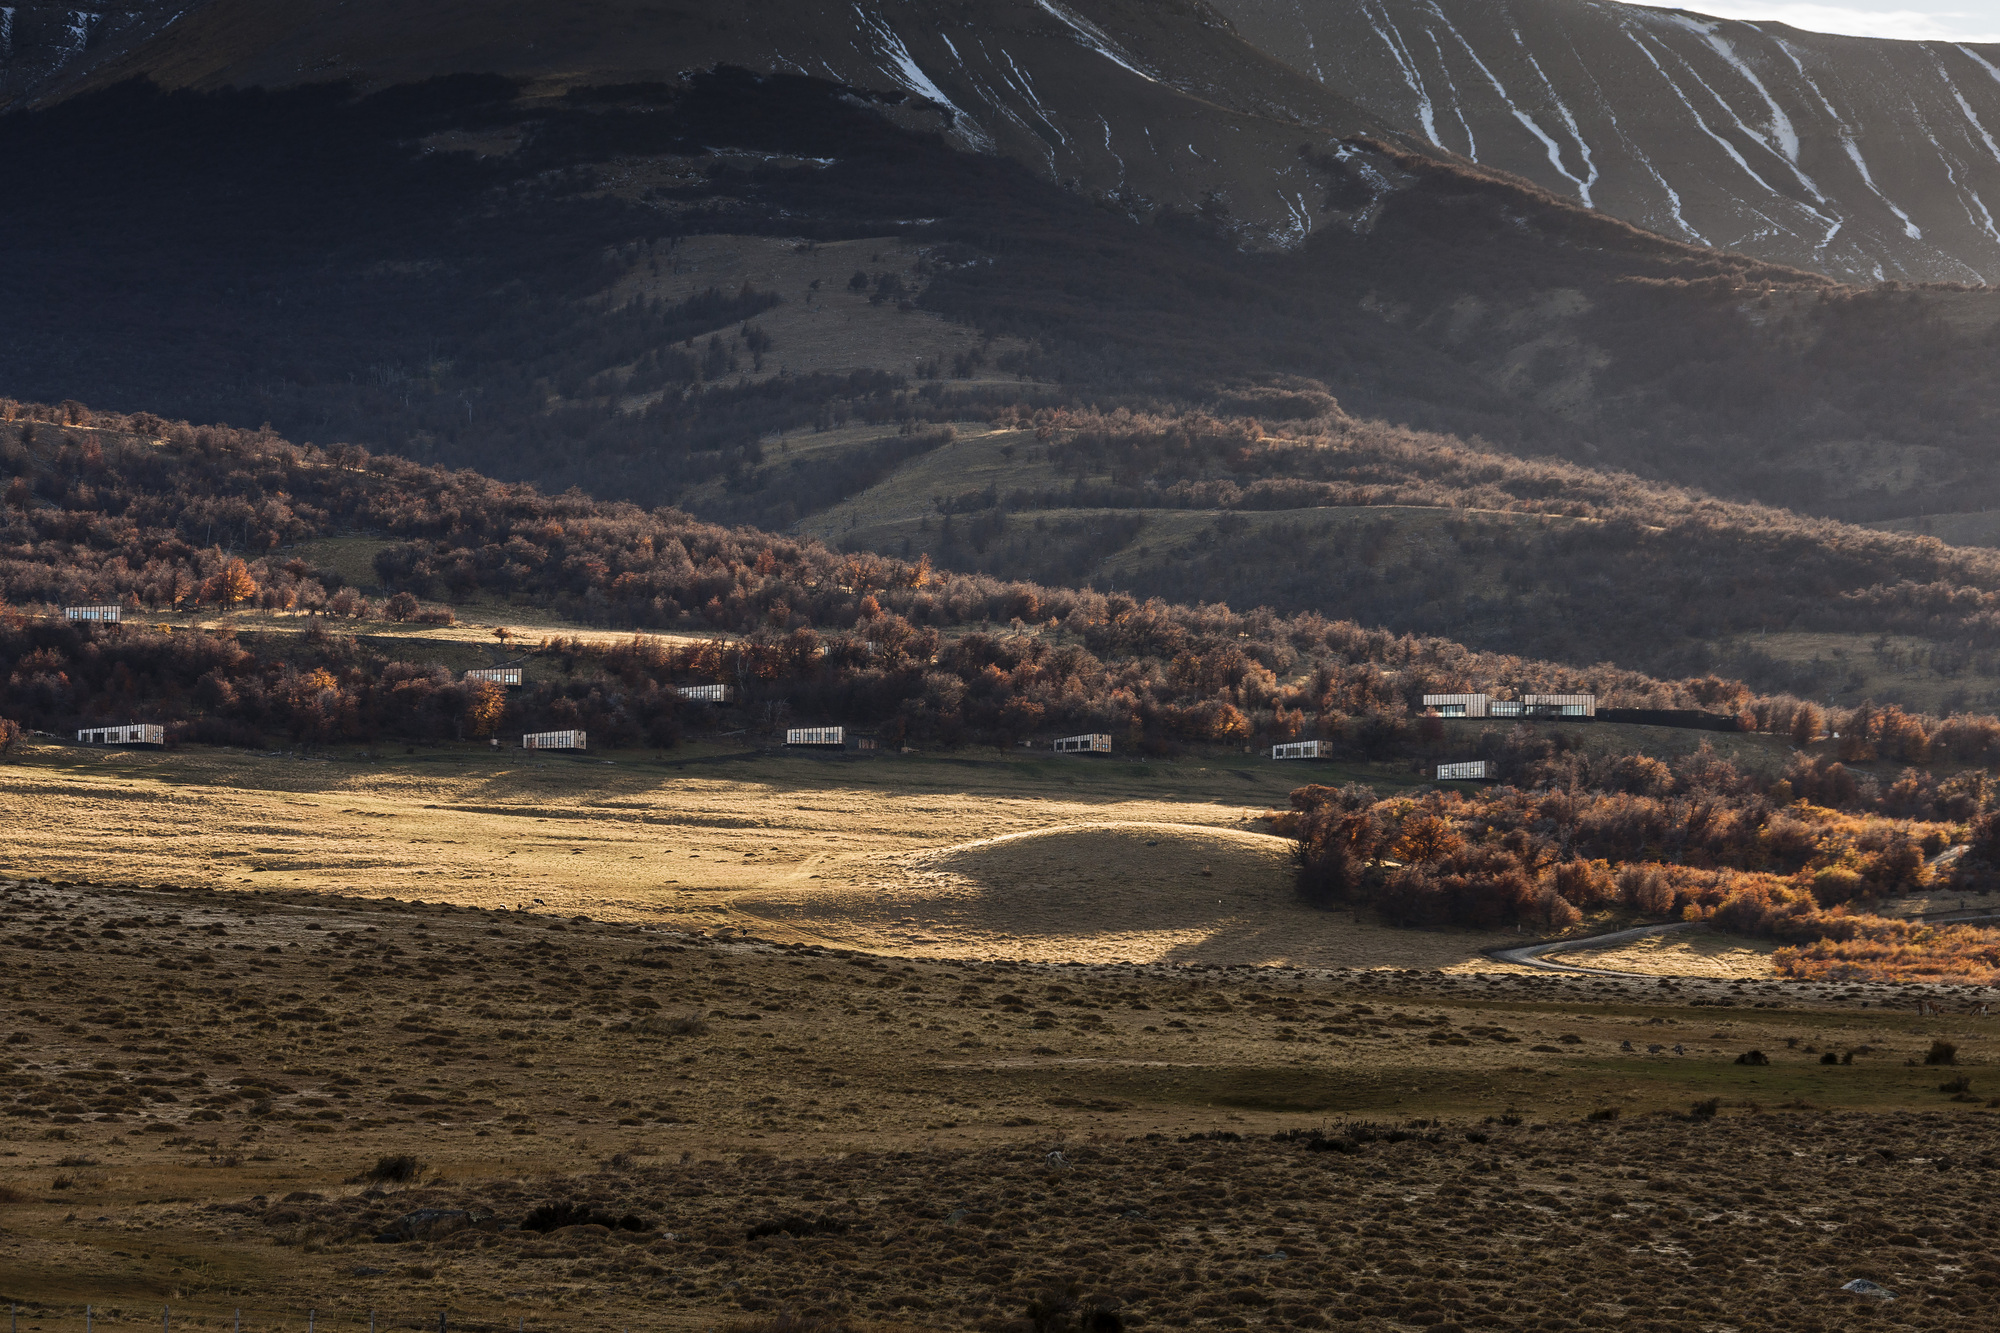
[466,681,507,738]
[215,558,258,609]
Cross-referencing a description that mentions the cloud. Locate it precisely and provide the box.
[1674,2,2000,41]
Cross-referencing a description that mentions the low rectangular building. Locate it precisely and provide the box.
[676,684,729,702]
[522,729,587,751]
[1489,700,1524,718]
[64,605,122,623]
[1054,733,1112,753]
[77,724,164,747]
[464,667,523,687]
[786,726,846,746]
[1523,693,1597,718]
[1436,760,1491,781]
[1420,693,1488,718]
[1271,740,1325,760]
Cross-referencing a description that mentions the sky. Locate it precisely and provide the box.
[1680,0,2000,40]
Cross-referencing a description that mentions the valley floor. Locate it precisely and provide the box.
[0,740,1521,972]
[1,877,1997,1331]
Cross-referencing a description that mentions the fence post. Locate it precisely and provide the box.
[87,1308,92,1333]
[235,1312,240,1333]
[164,1307,171,1333]
[309,1312,316,1333]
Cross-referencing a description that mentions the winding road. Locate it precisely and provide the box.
[1489,921,1702,976]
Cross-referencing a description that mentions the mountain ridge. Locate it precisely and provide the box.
[20,0,2000,283]
[1214,0,2000,282]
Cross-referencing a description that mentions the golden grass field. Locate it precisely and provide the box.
[0,739,1523,972]
[1554,928,1780,980]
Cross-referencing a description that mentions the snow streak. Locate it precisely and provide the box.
[852,5,992,150]
[1358,0,1439,147]
[1424,26,1477,159]
[1514,34,1598,207]
[1032,0,1159,84]
[1664,14,1801,162]
[1624,27,1783,204]
[1443,16,1593,204]
[1773,38,1922,242]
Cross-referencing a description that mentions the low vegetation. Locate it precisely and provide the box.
[1285,741,2000,981]
[2,875,1997,1332]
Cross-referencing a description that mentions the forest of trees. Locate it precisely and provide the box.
[1282,742,2000,982]
[896,405,2000,697]
[17,403,2000,776]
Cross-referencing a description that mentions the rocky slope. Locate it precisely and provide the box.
[0,2,186,104]
[1217,0,2000,283]
[25,0,2000,282]
[44,0,1409,249]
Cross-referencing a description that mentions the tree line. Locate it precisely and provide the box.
[15,404,2000,769]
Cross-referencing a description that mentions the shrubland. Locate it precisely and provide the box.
[1283,741,2000,984]
[891,405,2000,697]
[14,402,2000,763]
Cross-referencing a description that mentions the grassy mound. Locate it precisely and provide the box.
[737,822,1521,969]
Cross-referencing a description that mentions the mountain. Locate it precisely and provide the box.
[38,0,1409,251]
[31,0,2000,284]
[0,3,184,104]
[6,46,2000,524]
[10,0,2000,644]
[1215,0,2000,283]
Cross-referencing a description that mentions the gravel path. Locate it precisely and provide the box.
[1488,920,1701,976]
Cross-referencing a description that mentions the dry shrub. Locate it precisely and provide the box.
[1615,863,1688,915]
[521,1201,651,1234]
[361,1154,426,1183]
[1775,925,2000,986]
[1550,858,1615,908]
[1926,1039,1960,1066]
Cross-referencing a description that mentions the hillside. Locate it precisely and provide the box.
[37,0,1403,250]
[0,402,1763,751]
[625,402,2000,708]
[9,63,2000,531]
[1218,0,2000,283]
[26,0,2000,288]
[16,397,2000,768]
